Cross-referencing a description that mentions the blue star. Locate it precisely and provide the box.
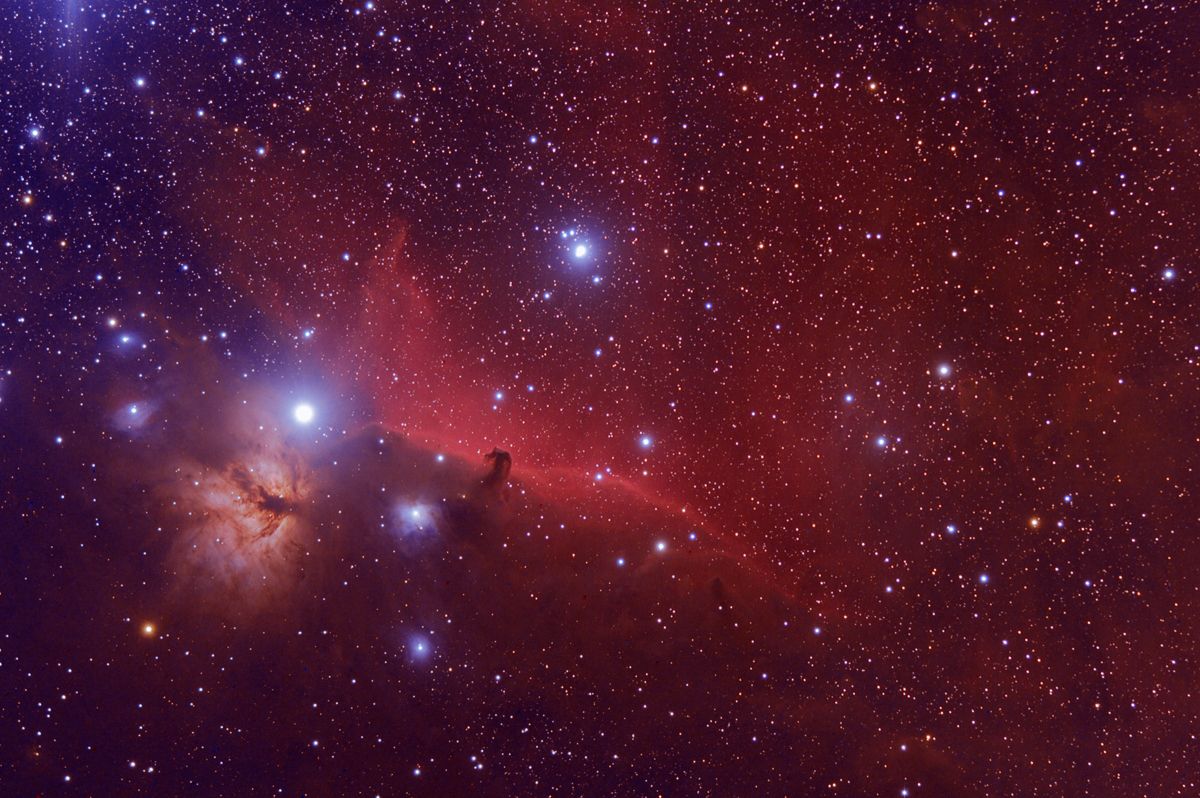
[293,403,315,424]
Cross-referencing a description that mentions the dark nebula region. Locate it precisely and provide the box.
[1,1,1198,796]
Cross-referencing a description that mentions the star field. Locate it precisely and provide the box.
[1,1,1198,795]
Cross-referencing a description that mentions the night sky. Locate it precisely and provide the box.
[2,1,1198,795]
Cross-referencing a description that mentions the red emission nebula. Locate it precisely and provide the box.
[1,2,1198,796]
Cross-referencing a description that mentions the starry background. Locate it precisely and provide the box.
[2,0,1198,795]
